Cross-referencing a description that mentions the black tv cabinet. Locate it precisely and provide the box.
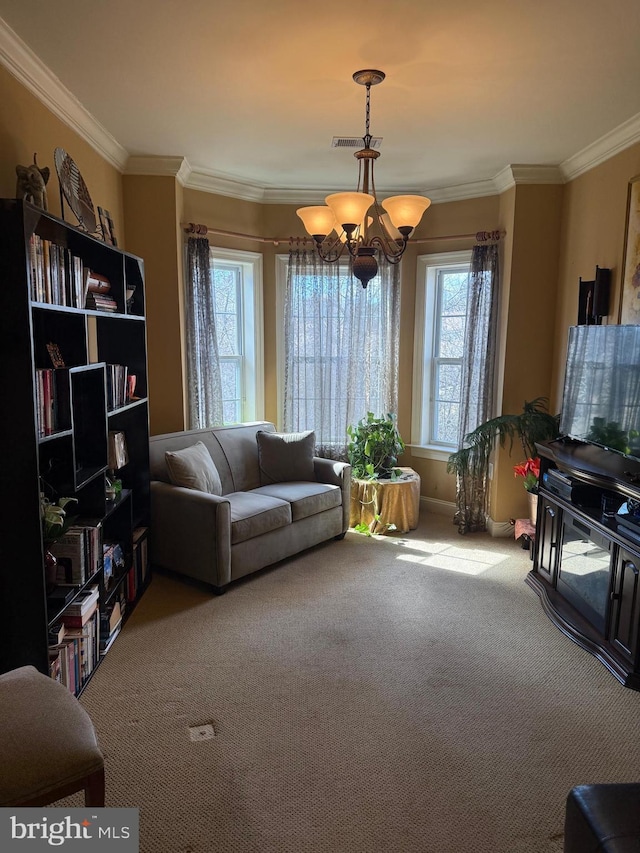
[528,439,640,689]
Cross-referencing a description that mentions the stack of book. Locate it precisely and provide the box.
[49,520,102,586]
[29,234,85,307]
[84,270,118,312]
[102,541,125,590]
[100,597,124,656]
[35,368,69,437]
[106,364,129,410]
[49,585,100,693]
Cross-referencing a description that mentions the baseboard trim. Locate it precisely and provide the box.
[420,496,455,516]
[486,517,516,538]
[420,497,516,538]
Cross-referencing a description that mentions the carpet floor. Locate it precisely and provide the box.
[72,511,640,852]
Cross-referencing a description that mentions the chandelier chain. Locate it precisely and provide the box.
[364,83,371,145]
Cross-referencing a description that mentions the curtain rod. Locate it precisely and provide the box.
[182,222,504,245]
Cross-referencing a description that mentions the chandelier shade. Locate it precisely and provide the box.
[325,192,375,233]
[296,205,337,239]
[381,195,432,231]
[296,69,431,288]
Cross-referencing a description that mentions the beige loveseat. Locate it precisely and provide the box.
[149,422,351,593]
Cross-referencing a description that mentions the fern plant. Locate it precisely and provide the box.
[447,397,559,481]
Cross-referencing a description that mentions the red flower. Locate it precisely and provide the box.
[514,457,540,492]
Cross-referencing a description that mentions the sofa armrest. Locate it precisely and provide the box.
[150,480,232,589]
[314,457,351,533]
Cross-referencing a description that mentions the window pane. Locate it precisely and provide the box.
[219,360,241,424]
[222,400,239,424]
[438,315,466,358]
[212,266,240,356]
[436,362,462,402]
[212,268,238,312]
[434,401,460,445]
[216,314,239,356]
[441,271,468,314]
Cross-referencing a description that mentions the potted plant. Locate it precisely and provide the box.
[347,412,405,480]
[41,492,77,589]
[514,456,541,524]
[447,397,559,519]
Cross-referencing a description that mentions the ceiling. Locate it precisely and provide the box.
[2,0,640,202]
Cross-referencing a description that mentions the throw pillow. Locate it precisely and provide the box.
[165,441,222,495]
[257,430,316,484]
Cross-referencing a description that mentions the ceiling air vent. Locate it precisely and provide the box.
[331,136,382,149]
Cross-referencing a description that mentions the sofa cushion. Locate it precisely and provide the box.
[252,482,341,522]
[226,491,292,545]
[165,441,222,495]
[257,430,316,484]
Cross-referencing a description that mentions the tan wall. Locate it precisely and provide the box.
[491,183,564,522]
[0,64,123,242]
[551,143,640,410]
[123,175,185,435]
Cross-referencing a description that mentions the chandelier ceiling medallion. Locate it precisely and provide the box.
[297,70,431,289]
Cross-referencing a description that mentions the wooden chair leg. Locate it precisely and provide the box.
[84,767,105,806]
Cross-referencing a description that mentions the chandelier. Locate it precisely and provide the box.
[296,70,431,289]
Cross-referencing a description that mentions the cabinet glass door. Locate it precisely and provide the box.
[557,514,612,633]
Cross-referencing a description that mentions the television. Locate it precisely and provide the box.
[561,324,640,462]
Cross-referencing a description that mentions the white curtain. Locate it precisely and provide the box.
[185,236,224,428]
[283,246,400,458]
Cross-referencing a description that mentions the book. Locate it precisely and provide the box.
[61,598,98,628]
[50,527,86,585]
[99,622,122,655]
[48,621,66,645]
[85,270,111,294]
[62,584,99,620]
[133,527,149,587]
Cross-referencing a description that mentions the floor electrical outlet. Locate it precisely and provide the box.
[188,723,216,742]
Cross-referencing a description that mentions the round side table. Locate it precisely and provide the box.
[349,467,421,535]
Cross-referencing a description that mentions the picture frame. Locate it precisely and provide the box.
[46,342,65,368]
[618,174,640,324]
[97,206,118,247]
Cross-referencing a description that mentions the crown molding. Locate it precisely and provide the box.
[125,156,192,186]
[427,179,499,203]
[560,112,640,181]
[0,16,128,171]
[493,164,565,194]
[186,167,269,202]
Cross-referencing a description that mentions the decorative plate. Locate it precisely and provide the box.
[54,147,97,234]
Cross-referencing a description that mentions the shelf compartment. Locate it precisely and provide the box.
[31,307,87,368]
[124,254,145,317]
[69,364,108,490]
[90,315,148,400]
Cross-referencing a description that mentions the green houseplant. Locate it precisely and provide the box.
[447,397,559,485]
[41,492,77,590]
[347,412,405,480]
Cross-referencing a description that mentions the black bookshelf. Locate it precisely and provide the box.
[0,199,151,693]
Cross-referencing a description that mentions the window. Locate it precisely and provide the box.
[210,248,263,423]
[276,252,399,453]
[412,251,471,459]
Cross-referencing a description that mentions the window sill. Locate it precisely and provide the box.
[407,444,454,463]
